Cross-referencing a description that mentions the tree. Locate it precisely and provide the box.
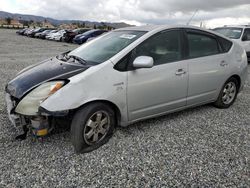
[29,20,34,27]
[5,17,12,25]
[37,21,42,27]
[22,20,29,27]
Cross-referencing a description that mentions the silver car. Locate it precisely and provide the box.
[5,25,248,153]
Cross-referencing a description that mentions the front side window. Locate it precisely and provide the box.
[213,27,243,39]
[131,30,182,66]
[187,32,220,58]
[69,30,146,64]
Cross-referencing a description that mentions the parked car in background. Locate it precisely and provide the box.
[39,30,57,39]
[45,29,60,40]
[16,28,29,35]
[34,29,51,38]
[5,25,248,153]
[213,25,250,61]
[24,28,34,36]
[73,29,108,44]
[62,28,91,43]
[27,28,47,38]
[86,37,96,42]
[46,29,67,41]
[86,32,107,42]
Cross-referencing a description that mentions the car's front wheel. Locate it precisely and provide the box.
[71,102,115,153]
[214,77,239,108]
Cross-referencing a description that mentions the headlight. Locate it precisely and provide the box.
[15,81,65,115]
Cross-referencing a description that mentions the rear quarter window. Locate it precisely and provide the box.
[217,37,233,53]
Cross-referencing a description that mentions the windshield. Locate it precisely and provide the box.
[213,27,243,39]
[69,30,146,64]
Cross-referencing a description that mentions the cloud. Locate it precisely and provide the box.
[140,0,250,13]
[1,0,250,28]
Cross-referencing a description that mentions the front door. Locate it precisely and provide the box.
[127,30,188,121]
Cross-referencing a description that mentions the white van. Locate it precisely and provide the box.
[213,26,250,61]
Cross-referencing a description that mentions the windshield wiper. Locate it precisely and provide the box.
[68,55,87,65]
[56,51,71,61]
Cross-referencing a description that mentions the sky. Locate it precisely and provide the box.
[0,0,250,28]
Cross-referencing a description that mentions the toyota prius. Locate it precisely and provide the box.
[5,25,248,153]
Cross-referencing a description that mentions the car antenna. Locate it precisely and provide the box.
[187,9,198,25]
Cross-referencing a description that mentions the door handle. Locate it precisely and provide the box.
[220,60,228,67]
[175,69,186,75]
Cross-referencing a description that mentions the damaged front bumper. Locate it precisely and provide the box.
[5,93,27,127]
[5,92,57,137]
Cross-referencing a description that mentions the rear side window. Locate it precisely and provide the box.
[217,37,232,52]
[187,32,220,58]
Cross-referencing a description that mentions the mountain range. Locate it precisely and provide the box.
[0,11,132,29]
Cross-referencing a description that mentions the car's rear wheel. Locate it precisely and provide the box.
[71,103,115,153]
[214,77,239,108]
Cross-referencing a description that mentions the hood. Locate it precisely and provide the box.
[75,34,85,38]
[6,57,89,99]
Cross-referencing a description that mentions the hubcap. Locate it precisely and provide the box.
[222,82,237,105]
[83,111,110,145]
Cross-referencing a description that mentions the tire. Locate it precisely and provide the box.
[214,77,239,108]
[71,102,115,153]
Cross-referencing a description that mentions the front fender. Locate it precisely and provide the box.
[40,60,128,123]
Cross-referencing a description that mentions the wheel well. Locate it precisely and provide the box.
[75,100,121,127]
[230,75,241,90]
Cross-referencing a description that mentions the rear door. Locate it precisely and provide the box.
[184,29,230,105]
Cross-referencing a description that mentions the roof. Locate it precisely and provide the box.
[116,24,211,32]
[115,25,231,41]
[117,25,164,31]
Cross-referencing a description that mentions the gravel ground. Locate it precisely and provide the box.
[0,29,249,187]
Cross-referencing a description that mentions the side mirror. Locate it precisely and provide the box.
[133,56,154,69]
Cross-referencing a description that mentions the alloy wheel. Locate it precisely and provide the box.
[222,82,237,105]
[83,111,110,145]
